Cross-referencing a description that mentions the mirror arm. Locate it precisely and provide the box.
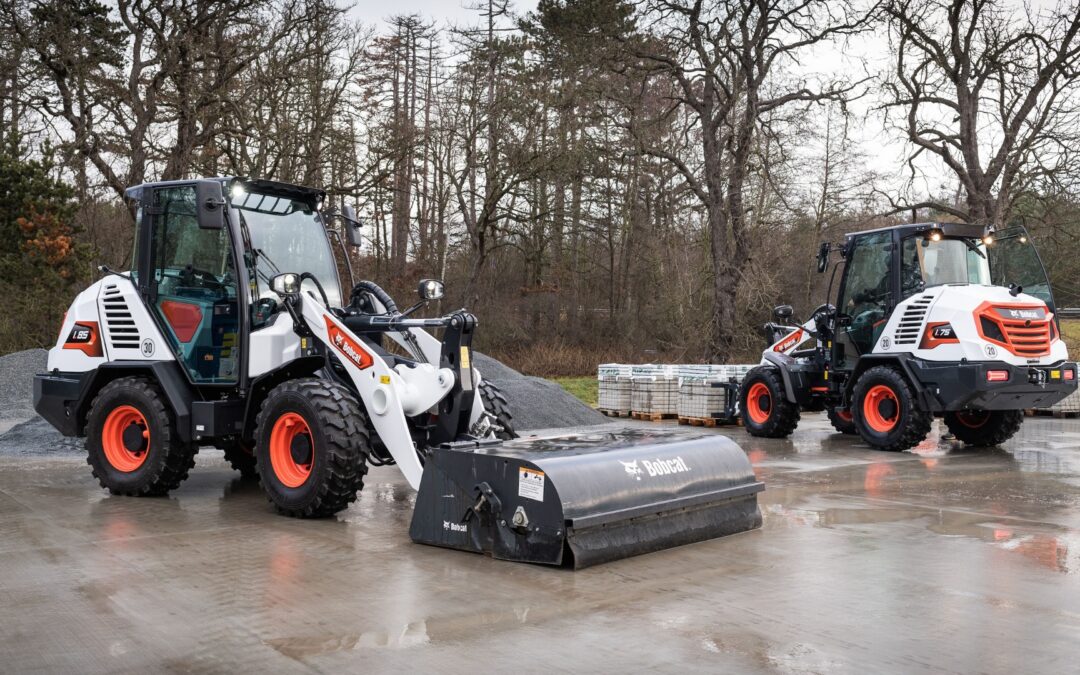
[399,300,428,318]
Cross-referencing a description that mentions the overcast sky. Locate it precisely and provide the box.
[349,0,540,26]
[345,0,1066,205]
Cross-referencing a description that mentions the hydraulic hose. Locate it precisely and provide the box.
[299,272,331,308]
[350,279,399,314]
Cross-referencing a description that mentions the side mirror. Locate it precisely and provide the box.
[816,242,830,273]
[418,278,445,301]
[342,204,362,247]
[773,304,794,322]
[195,180,226,230]
[271,272,300,296]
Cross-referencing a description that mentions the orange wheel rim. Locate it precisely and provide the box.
[270,412,314,488]
[836,409,853,423]
[956,411,989,429]
[746,382,772,425]
[863,385,900,433]
[102,405,150,472]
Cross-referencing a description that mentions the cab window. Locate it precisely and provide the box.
[838,232,892,356]
[151,186,241,383]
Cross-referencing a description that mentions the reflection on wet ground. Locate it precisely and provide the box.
[3,414,1080,673]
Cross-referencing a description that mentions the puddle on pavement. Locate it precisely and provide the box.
[764,497,1079,574]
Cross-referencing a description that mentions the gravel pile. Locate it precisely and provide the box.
[0,349,46,434]
[0,417,82,456]
[0,348,603,456]
[474,352,606,431]
[0,349,82,456]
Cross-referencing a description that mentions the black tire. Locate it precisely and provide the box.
[827,406,858,435]
[851,366,932,452]
[85,376,198,496]
[254,378,370,518]
[944,410,1023,447]
[740,366,800,438]
[479,380,517,439]
[219,440,257,478]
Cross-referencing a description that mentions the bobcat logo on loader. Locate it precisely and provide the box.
[326,317,373,369]
[620,460,643,480]
[773,329,804,353]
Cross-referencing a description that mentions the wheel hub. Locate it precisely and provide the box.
[877,398,897,421]
[122,422,148,452]
[290,433,313,466]
[758,395,771,413]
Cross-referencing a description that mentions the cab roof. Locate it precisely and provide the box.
[123,177,326,205]
[846,221,990,241]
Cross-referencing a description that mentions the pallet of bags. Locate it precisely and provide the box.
[597,363,633,416]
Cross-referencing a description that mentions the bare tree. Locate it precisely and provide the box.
[882,0,1080,226]
[631,0,873,360]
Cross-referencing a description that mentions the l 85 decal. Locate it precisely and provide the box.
[63,321,103,357]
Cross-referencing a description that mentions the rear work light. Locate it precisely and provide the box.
[986,370,1010,382]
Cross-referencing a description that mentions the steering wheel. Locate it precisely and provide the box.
[180,264,226,292]
[252,297,279,324]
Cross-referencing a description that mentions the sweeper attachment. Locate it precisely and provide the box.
[410,429,763,568]
[32,177,763,568]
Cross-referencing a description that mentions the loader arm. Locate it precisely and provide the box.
[346,292,491,432]
[295,291,429,489]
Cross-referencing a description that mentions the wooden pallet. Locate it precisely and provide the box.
[678,415,740,428]
[631,411,678,422]
[1023,408,1079,418]
[597,408,632,417]
[678,415,718,427]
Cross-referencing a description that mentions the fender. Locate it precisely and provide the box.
[761,352,799,403]
[846,354,936,411]
[35,360,195,441]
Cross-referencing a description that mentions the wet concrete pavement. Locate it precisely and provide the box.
[2,413,1080,673]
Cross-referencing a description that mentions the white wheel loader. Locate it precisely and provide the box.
[739,221,1077,452]
[33,177,762,568]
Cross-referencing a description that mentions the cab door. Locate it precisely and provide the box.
[835,231,894,366]
[988,225,1057,312]
[146,184,242,384]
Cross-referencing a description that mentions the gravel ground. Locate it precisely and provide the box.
[0,348,603,455]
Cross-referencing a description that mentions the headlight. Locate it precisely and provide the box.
[271,273,300,296]
[418,278,445,301]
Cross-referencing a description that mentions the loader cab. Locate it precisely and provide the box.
[227,179,344,318]
[126,177,342,389]
[834,222,993,366]
[831,221,1056,371]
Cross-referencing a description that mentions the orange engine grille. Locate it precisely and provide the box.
[976,303,1053,357]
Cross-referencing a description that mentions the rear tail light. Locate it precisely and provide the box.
[1066,369,1075,381]
[986,370,1010,382]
